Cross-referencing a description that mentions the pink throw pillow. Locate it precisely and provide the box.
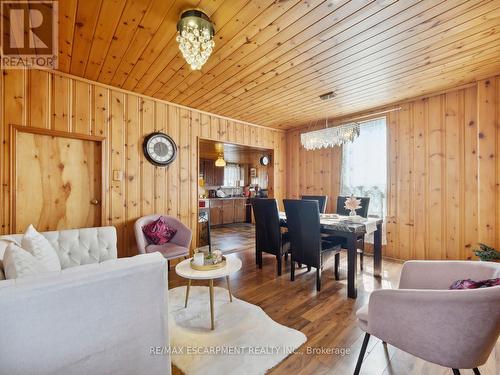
[449,278,500,290]
[142,217,177,245]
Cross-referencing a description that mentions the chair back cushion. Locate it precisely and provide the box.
[336,196,370,217]
[251,199,282,256]
[301,195,328,213]
[283,199,321,266]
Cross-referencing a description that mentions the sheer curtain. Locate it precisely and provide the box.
[341,117,387,221]
[223,163,241,187]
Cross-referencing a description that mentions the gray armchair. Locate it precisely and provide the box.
[354,261,500,375]
[134,215,192,262]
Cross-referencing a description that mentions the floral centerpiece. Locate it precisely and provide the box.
[204,249,223,264]
[344,195,362,216]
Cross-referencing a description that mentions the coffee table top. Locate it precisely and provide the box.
[175,256,242,280]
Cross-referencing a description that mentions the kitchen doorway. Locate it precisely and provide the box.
[197,138,273,254]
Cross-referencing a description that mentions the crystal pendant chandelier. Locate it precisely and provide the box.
[176,9,215,70]
[301,120,360,150]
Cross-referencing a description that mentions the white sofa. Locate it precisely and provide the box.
[0,226,171,375]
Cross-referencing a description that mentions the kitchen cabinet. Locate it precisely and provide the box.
[207,198,247,226]
[209,199,223,226]
[214,165,224,186]
[222,200,235,224]
[200,159,224,187]
[234,199,246,223]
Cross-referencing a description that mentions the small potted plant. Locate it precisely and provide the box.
[473,243,500,262]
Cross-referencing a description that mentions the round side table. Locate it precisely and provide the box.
[175,256,242,330]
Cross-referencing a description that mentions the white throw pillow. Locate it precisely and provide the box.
[21,225,61,272]
[3,243,48,279]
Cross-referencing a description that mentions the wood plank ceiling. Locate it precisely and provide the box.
[53,0,500,129]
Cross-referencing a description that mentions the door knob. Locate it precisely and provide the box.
[90,199,100,205]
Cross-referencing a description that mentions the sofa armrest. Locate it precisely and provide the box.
[0,253,171,375]
[367,287,500,369]
[398,260,500,289]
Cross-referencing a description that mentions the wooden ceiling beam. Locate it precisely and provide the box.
[181,0,406,108]
[203,0,488,113]
[251,59,500,127]
[152,0,304,101]
[227,22,500,120]
[169,0,365,107]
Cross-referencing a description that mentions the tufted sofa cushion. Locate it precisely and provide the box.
[0,226,117,273]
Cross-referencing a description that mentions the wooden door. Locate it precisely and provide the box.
[14,129,103,233]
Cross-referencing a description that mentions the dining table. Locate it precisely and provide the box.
[279,212,383,298]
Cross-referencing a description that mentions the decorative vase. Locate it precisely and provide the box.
[349,209,357,216]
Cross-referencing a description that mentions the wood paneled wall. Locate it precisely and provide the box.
[285,129,342,214]
[286,74,500,261]
[0,69,286,257]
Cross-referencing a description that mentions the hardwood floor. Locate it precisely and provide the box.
[210,223,255,254]
[169,224,499,375]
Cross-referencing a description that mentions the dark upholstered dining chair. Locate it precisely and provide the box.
[283,199,341,291]
[301,195,328,213]
[251,198,290,276]
[329,195,371,271]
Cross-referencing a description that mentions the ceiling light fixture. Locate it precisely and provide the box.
[301,119,360,150]
[215,154,226,167]
[176,9,215,70]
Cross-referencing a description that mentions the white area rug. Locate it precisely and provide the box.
[169,286,307,375]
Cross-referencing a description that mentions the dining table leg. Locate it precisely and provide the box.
[347,234,358,299]
[373,223,382,277]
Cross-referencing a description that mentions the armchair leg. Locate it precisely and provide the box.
[316,267,322,291]
[284,252,288,262]
[334,253,340,280]
[452,370,461,375]
[354,333,370,375]
[307,265,311,272]
[277,255,282,276]
[473,368,481,375]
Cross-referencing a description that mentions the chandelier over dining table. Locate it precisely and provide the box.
[301,122,361,150]
[176,9,215,70]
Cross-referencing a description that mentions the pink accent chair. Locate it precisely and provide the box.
[134,215,192,264]
[354,261,500,375]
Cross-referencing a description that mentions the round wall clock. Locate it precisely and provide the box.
[260,155,270,166]
[143,132,177,166]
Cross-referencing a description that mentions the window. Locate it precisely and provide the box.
[223,163,242,187]
[340,117,387,219]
